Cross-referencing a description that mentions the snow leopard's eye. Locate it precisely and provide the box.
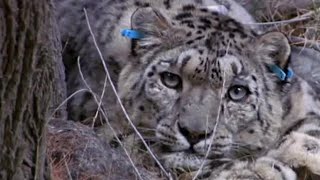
[160,72,182,90]
[228,85,249,101]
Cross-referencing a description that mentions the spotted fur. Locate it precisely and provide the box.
[55,0,320,179]
[54,0,256,124]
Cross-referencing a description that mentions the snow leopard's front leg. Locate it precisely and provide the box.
[264,112,320,178]
[209,157,297,180]
[209,128,320,180]
[267,131,320,177]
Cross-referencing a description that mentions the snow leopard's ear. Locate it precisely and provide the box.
[256,32,291,69]
[131,7,186,54]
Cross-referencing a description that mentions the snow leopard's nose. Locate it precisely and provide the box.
[178,122,211,145]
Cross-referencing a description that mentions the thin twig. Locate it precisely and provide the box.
[49,88,89,120]
[75,56,107,128]
[63,153,73,180]
[192,70,226,180]
[83,8,172,179]
[192,46,228,180]
[61,39,70,54]
[245,15,310,26]
[76,56,144,179]
[91,75,108,128]
[256,6,320,32]
[289,36,320,51]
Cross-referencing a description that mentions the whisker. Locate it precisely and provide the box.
[136,127,157,131]
[227,144,259,162]
[236,154,256,161]
[136,136,157,140]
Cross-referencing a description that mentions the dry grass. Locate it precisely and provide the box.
[255,0,320,51]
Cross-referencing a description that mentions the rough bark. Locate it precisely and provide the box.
[0,0,66,179]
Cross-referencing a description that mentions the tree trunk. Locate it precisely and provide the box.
[0,0,66,179]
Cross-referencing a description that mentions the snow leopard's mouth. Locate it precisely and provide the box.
[161,151,212,171]
[159,150,230,179]
[159,148,229,171]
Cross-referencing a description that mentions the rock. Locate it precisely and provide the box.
[47,119,163,180]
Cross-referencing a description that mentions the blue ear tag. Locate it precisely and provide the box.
[286,68,294,79]
[269,65,294,81]
[121,29,144,39]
